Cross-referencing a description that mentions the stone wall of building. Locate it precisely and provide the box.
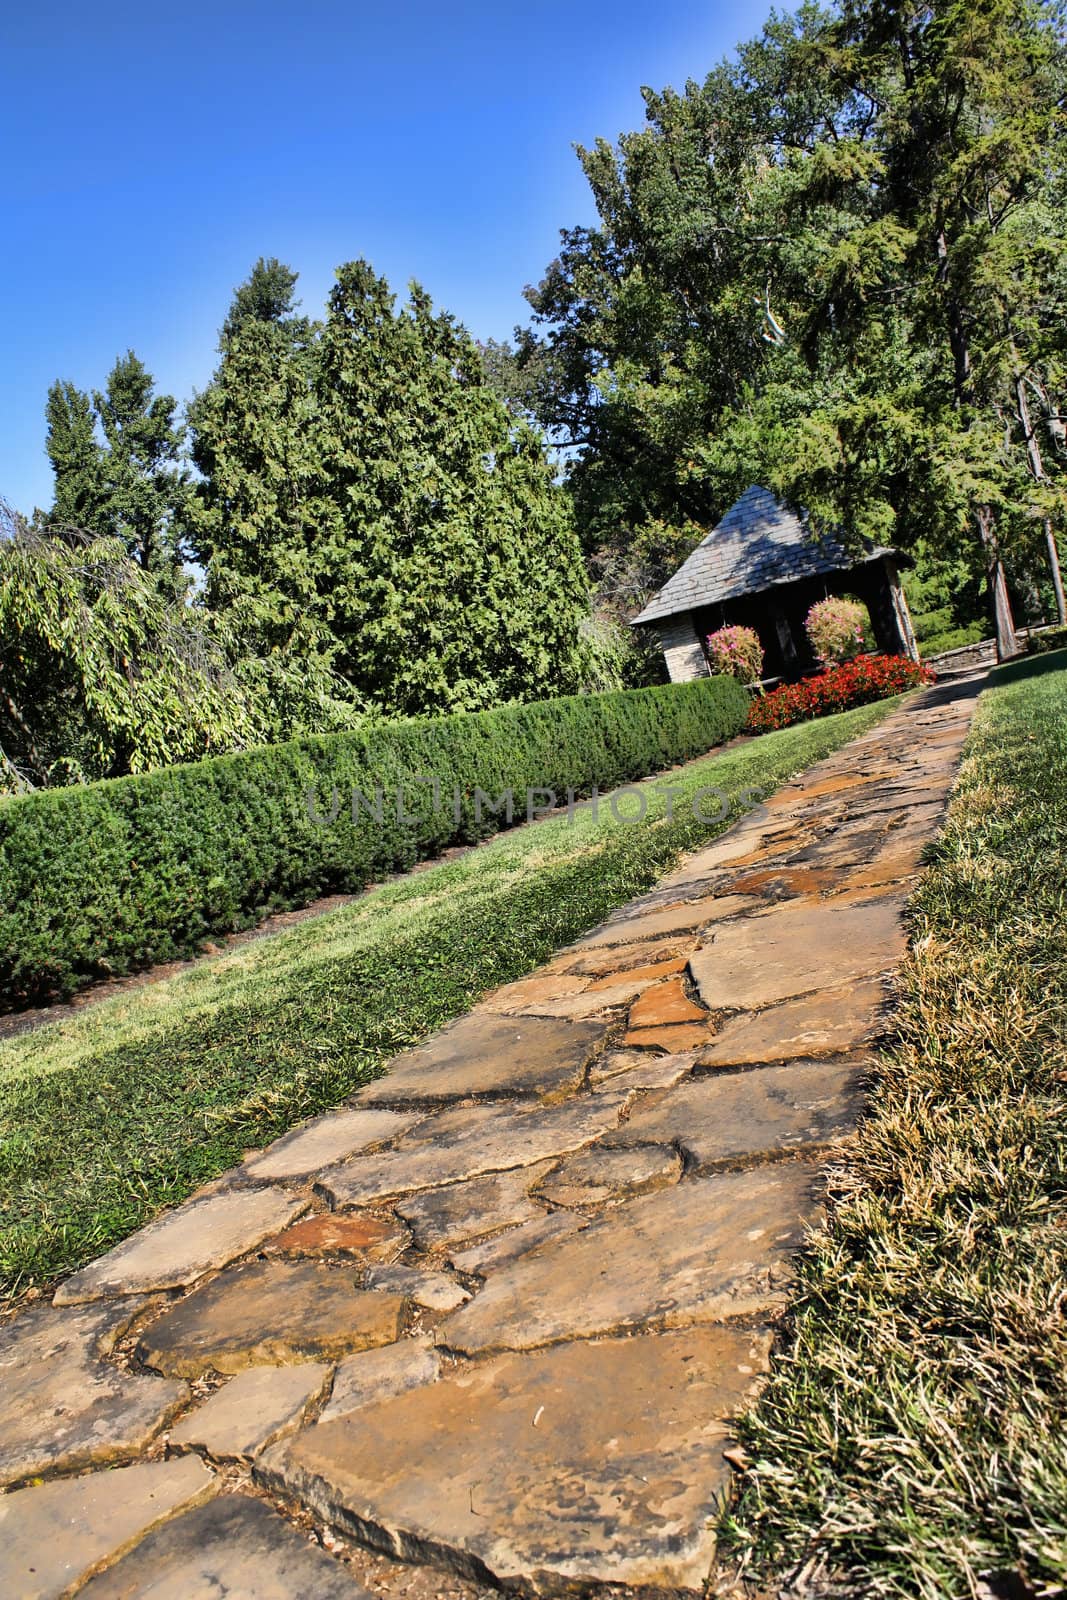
[656,614,709,683]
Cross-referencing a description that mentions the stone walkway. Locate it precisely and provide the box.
[0,676,982,1600]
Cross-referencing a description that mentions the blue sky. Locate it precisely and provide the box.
[3,0,773,515]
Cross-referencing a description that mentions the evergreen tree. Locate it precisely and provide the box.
[44,381,105,529]
[192,258,591,719]
[45,354,190,581]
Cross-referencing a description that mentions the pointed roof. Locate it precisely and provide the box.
[631,486,892,627]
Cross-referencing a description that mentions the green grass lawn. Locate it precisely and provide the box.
[0,698,899,1298]
[723,652,1067,1599]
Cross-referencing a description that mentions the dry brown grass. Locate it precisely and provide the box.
[722,653,1067,1599]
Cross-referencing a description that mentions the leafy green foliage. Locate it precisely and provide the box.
[191,259,594,717]
[0,504,258,791]
[519,0,1067,655]
[46,353,189,579]
[0,674,748,1007]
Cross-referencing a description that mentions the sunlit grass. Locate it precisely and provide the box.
[722,653,1067,1599]
[0,699,897,1297]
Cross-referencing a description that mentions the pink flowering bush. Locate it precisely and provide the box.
[805,597,869,664]
[705,624,764,685]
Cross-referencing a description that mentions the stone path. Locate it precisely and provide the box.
[0,675,981,1600]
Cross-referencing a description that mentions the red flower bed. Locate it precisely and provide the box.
[745,654,934,734]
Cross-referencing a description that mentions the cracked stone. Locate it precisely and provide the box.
[394,1164,551,1250]
[575,896,750,948]
[590,1049,699,1090]
[257,1324,773,1593]
[137,1259,405,1377]
[365,1264,471,1311]
[0,1455,214,1600]
[726,865,839,900]
[265,1211,409,1261]
[698,979,886,1066]
[0,1304,187,1489]
[169,1362,331,1460]
[689,895,907,1010]
[627,975,707,1028]
[496,982,645,1019]
[548,938,690,977]
[606,1059,866,1167]
[244,1108,421,1179]
[354,1013,606,1105]
[621,1022,716,1052]
[587,955,688,989]
[322,1336,443,1422]
[535,1144,682,1208]
[320,1092,630,1207]
[442,1164,820,1353]
[54,1187,308,1305]
[76,1493,370,1600]
[448,1211,587,1275]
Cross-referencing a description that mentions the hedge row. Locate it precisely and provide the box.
[0,675,748,1007]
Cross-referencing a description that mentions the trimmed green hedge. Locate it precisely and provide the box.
[0,676,747,1007]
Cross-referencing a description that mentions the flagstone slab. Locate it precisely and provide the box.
[622,1022,717,1052]
[244,1108,422,1180]
[365,1264,471,1311]
[76,1493,369,1600]
[354,1013,606,1106]
[627,975,707,1028]
[575,896,751,948]
[321,1091,631,1207]
[548,937,690,977]
[689,895,907,1011]
[265,1210,409,1261]
[0,1456,214,1600]
[0,1304,187,1488]
[448,1211,588,1276]
[498,982,648,1019]
[441,1164,820,1353]
[590,1048,699,1090]
[137,1260,405,1377]
[535,1143,682,1208]
[169,1362,331,1460]
[54,1186,308,1305]
[393,1163,552,1250]
[606,1059,866,1168]
[697,978,887,1067]
[322,1336,443,1422]
[257,1325,772,1593]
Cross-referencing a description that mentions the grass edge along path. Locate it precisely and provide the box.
[722,653,1067,1600]
[0,697,898,1298]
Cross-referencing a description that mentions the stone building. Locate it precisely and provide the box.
[631,485,918,684]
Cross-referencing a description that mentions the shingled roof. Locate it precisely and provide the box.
[631,486,892,627]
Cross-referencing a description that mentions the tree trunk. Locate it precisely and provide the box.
[1046,520,1067,628]
[976,505,1020,660]
[1013,365,1067,626]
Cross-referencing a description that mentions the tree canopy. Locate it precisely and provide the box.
[190,258,591,718]
[515,0,1067,655]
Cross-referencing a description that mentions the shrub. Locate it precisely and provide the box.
[805,597,869,663]
[919,622,987,658]
[746,654,933,734]
[705,624,764,684]
[0,675,748,1008]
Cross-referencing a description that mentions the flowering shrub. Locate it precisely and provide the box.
[745,654,934,734]
[805,597,869,663]
[705,624,764,684]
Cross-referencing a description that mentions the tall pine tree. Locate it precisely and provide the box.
[192,258,591,718]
